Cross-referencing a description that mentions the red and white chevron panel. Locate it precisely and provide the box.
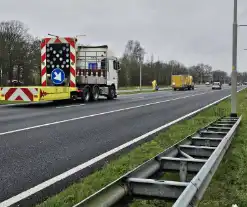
[40,37,76,87]
[0,88,38,101]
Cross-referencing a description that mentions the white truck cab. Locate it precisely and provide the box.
[75,44,120,101]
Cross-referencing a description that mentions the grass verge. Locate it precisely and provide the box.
[118,88,171,95]
[37,89,247,207]
[0,101,17,104]
[0,100,10,104]
[0,100,26,105]
[118,85,168,90]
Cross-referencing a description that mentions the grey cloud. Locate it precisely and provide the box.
[1,0,247,73]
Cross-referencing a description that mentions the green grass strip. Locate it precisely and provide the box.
[118,86,168,90]
[118,88,171,95]
[37,89,247,207]
[0,101,13,104]
[0,101,26,104]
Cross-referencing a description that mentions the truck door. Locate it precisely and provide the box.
[107,59,118,89]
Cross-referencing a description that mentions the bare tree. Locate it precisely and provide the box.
[0,20,28,83]
[0,20,40,86]
[212,70,228,83]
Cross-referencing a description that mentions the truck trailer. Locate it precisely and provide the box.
[0,37,121,103]
[171,75,194,91]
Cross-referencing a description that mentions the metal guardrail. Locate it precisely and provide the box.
[73,115,241,207]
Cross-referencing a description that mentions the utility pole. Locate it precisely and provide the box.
[231,0,238,117]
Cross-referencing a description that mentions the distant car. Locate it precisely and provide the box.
[205,82,210,86]
[212,82,222,90]
[243,82,247,85]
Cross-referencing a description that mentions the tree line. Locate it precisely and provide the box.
[0,20,40,86]
[0,20,247,87]
[119,40,247,86]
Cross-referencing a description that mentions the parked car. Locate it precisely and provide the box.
[205,82,210,86]
[212,82,222,90]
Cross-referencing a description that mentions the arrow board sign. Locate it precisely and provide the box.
[51,68,65,85]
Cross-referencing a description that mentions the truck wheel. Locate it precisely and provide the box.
[107,86,115,100]
[91,86,100,101]
[82,87,90,102]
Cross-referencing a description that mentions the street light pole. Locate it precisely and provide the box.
[139,59,142,91]
[139,53,146,91]
[231,0,238,117]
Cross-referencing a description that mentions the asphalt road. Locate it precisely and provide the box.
[0,85,243,202]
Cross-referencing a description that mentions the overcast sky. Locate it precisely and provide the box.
[1,0,247,74]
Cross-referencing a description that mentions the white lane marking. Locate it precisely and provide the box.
[125,88,227,100]
[118,92,157,98]
[130,93,183,100]
[118,88,201,98]
[132,97,144,100]
[0,91,212,136]
[56,104,85,109]
[1,87,245,207]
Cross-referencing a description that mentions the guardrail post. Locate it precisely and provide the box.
[179,161,188,182]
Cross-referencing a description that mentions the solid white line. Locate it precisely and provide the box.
[0,91,211,136]
[118,87,196,98]
[56,104,85,109]
[1,88,245,207]
[132,97,145,100]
